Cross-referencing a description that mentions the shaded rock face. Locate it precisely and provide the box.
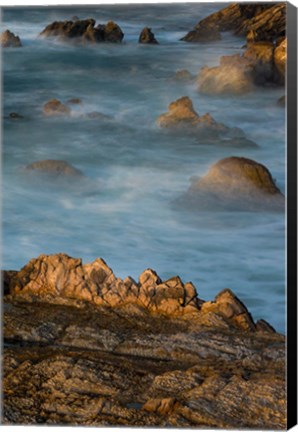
[181,22,221,42]
[0,29,22,47]
[180,156,284,212]
[156,97,255,147]
[40,19,124,43]
[274,38,286,84]
[138,27,158,44]
[172,69,194,82]
[25,160,85,178]
[182,3,285,43]
[3,255,286,427]
[43,99,71,116]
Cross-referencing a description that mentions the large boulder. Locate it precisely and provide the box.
[43,99,70,116]
[25,160,85,178]
[138,27,158,44]
[179,156,284,212]
[40,19,123,43]
[182,3,285,43]
[0,30,22,47]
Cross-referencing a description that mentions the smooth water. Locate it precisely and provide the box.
[1,4,286,331]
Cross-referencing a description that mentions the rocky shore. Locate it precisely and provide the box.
[3,253,285,427]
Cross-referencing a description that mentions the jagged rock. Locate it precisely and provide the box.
[274,38,286,84]
[138,27,158,44]
[3,255,286,428]
[43,99,71,116]
[182,3,285,43]
[172,69,194,82]
[243,41,275,84]
[0,30,22,47]
[179,156,284,212]
[25,160,85,178]
[40,19,123,43]
[181,22,221,42]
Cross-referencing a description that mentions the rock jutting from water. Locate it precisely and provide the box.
[3,253,285,428]
[138,27,158,44]
[39,19,124,43]
[0,29,22,47]
[43,99,71,116]
[25,160,85,178]
[178,156,284,212]
[182,3,285,43]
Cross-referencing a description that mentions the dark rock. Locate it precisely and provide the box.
[181,156,284,212]
[139,27,158,44]
[9,112,24,119]
[181,22,221,42]
[2,254,286,427]
[66,98,82,105]
[0,30,22,47]
[43,99,71,116]
[243,41,275,84]
[103,21,124,43]
[25,160,85,178]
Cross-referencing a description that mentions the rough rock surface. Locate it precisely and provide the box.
[0,30,22,47]
[40,19,124,43]
[25,160,85,178]
[138,27,158,44]
[43,99,71,116]
[274,37,286,84]
[3,254,286,427]
[156,97,255,147]
[179,156,284,212]
[182,3,285,43]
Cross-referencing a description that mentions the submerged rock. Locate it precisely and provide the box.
[25,160,85,178]
[138,27,158,44]
[179,156,284,212]
[8,112,24,119]
[40,19,124,43]
[43,99,71,116]
[0,29,22,47]
[172,69,195,82]
[274,38,286,84]
[3,254,286,428]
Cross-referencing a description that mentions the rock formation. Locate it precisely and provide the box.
[156,97,256,147]
[181,22,221,42]
[0,30,22,47]
[138,27,158,44]
[40,19,124,43]
[43,99,71,116]
[182,3,285,43]
[274,37,286,84]
[25,160,85,178]
[3,254,286,427]
[178,156,284,212]
[172,69,195,82]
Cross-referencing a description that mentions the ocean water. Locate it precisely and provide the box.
[1,4,286,332]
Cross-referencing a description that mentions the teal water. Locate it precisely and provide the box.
[2,4,286,331]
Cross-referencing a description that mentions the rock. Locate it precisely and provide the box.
[181,22,221,42]
[0,30,22,47]
[274,38,286,84]
[182,3,285,43]
[277,95,286,107]
[85,111,112,120]
[3,255,286,428]
[25,160,85,178]
[181,156,284,212]
[138,27,158,44]
[243,41,275,84]
[40,19,123,43]
[157,96,200,128]
[9,112,24,119]
[172,69,194,82]
[43,99,71,116]
[66,98,82,104]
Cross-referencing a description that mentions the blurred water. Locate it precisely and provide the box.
[1,4,286,331]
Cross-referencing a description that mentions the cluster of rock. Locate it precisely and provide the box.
[0,30,22,47]
[3,254,285,427]
[182,3,285,43]
[42,98,110,121]
[178,156,284,212]
[156,96,256,147]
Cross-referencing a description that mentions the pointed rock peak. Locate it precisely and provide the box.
[139,269,162,287]
[163,275,184,288]
[168,96,196,112]
[215,288,247,310]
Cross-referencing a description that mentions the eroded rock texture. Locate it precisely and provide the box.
[3,253,285,427]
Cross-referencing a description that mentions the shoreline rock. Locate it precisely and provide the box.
[0,29,22,47]
[139,27,158,44]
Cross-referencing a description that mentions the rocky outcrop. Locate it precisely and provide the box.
[181,22,221,42]
[25,160,85,178]
[182,3,285,43]
[40,19,124,43]
[179,156,284,212]
[3,254,286,427]
[138,27,158,44]
[156,97,255,147]
[274,37,286,84]
[43,99,71,116]
[0,30,22,47]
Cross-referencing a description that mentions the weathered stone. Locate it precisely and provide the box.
[0,30,22,47]
[181,22,221,42]
[180,156,284,212]
[243,41,275,84]
[25,160,85,178]
[43,99,70,116]
[274,38,286,84]
[138,27,158,44]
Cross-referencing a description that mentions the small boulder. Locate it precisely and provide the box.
[180,156,284,212]
[0,30,22,48]
[157,96,200,128]
[43,99,71,116]
[138,27,158,44]
[103,21,124,42]
[172,69,194,82]
[25,160,84,178]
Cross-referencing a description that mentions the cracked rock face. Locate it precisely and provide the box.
[3,254,285,428]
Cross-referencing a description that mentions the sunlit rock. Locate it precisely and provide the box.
[0,29,22,47]
[43,99,71,116]
[274,37,286,84]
